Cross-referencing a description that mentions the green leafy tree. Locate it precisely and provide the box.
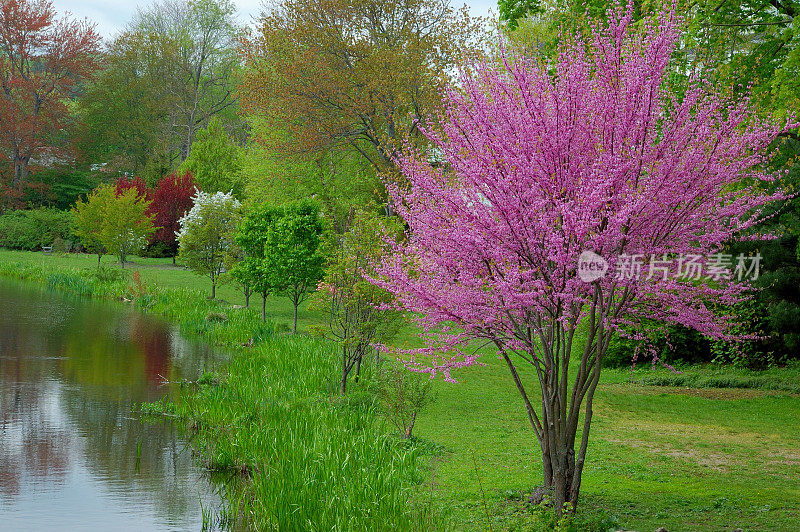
[177,190,241,298]
[311,211,402,393]
[179,117,243,196]
[72,185,111,264]
[72,184,155,267]
[222,240,252,308]
[264,200,326,333]
[102,188,156,267]
[242,118,380,234]
[232,203,281,321]
[78,0,242,179]
[498,0,543,30]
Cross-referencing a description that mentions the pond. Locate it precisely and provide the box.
[0,279,221,530]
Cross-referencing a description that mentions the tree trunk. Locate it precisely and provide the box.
[537,400,592,513]
[172,255,176,266]
[340,366,348,395]
[498,336,605,516]
[354,354,362,383]
[97,254,101,266]
[261,291,268,322]
[292,301,298,334]
[245,287,251,308]
[404,411,418,439]
[12,151,29,190]
[211,281,216,299]
[341,347,356,395]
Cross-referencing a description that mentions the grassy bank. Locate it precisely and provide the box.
[0,249,319,332]
[2,249,799,531]
[0,251,431,529]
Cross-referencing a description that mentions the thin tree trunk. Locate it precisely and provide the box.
[340,368,348,395]
[292,299,298,334]
[404,411,417,439]
[261,291,267,322]
[341,348,350,395]
[211,281,216,299]
[354,354,362,383]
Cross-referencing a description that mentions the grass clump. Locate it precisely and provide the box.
[177,337,431,529]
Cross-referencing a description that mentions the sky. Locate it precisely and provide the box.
[52,0,497,39]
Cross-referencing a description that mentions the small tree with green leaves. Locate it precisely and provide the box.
[264,200,326,333]
[72,185,111,265]
[72,184,155,267]
[373,360,434,439]
[222,240,252,307]
[102,187,156,267]
[232,203,281,321]
[179,117,243,197]
[177,190,241,298]
[311,211,402,393]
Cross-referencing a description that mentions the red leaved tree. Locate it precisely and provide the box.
[114,175,149,200]
[150,171,196,261]
[113,173,196,261]
[0,0,100,189]
[377,6,792,513]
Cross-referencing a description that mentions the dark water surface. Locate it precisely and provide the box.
[0,279,220,530]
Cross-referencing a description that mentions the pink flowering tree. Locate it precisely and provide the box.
[376,6,792,513]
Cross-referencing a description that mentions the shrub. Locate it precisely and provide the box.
[28,168,99,209]
[604,321,712,368]
[0,208,74,250]
[373,361,435,439]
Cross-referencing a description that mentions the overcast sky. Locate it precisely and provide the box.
[52,0,497,39]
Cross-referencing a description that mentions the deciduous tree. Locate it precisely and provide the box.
[115,175,149,199]
[377,6,791,513]
[101,188,156,267]
[312,211,402,393]
[264,200,326,334]
[149,171,195,261]
[177,189,241,298]
[72,184,110,264]
[232,203,280,321]
[78,0,241,179]
[72,183,155,267]
[239,0,485,173]
[0,0,100,188]
[134,0,242,161]
[179,117,242,196]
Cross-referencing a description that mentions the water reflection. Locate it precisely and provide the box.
[0,280,220,530]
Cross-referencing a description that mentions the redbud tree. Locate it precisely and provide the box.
[377,7,791,512]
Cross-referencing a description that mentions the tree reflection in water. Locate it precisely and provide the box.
[0,280,221,530]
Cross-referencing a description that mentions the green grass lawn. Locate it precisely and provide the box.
[2,249,798,531]
[413,354,800,530]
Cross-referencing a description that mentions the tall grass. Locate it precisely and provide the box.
[183,338,429,530]
[0,259,435,529]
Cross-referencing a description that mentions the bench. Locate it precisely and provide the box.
[41,246,52,254]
